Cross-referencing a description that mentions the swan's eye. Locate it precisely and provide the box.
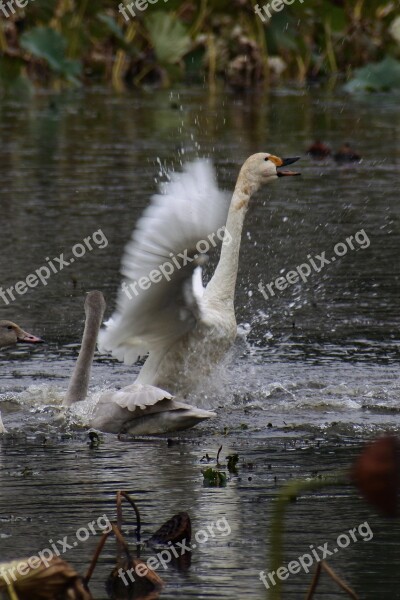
[264,157,270,161]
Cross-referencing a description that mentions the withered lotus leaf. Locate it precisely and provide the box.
[0,556,92,600]
[148,512,191,546]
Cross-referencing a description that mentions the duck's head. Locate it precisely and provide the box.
[0,320,44,349]
[238,152,301,195]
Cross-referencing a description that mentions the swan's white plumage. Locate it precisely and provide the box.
[97,152,296,398]
[112,383,172,410]
[98,160,229,364]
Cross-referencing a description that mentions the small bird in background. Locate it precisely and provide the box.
[306,140,332,159]
[334,142,362,163]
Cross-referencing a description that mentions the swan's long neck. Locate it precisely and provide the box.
[64,303,105,406]
[205,173,256,306]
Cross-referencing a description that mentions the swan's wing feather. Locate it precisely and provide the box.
[90,385,173,432]
[98,160,229,363]
[89,384,216,434]
[112,384,172,410]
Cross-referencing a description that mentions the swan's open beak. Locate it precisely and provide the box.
[277,156,301,177]
[17,330,44,344]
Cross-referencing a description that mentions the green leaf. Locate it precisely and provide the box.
[344,56,400,92]
[144,12,191,65]
[266,13,300,53]
[202,467,227,487]
[20,27,81,83]
[97,13,126,43]
[21,27,66,70]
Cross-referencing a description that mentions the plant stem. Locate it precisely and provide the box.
[268,473,347,600]
[321,561,359,599]
[305,561,322,599]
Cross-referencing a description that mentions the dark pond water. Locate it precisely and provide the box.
[0,85,399,599]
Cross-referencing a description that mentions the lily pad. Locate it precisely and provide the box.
[20,27,81,84]
[344,56,400,93]
[144,12,191,65]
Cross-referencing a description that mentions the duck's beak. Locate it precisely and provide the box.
[17,330,44,344]
[277,156,301,177]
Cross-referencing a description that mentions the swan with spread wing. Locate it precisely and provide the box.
[98,153,300,400]
[64,154,300,434]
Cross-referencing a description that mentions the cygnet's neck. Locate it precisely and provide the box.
[64,296,106,406]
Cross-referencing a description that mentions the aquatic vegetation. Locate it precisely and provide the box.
[0,489,199,600]
[0,0,398,92]
[200,446,240,481]
[305,561,358,599]
[226,453,239,473]
[344,56,400,92]
[145,12,191,66]
[20,26,81,84]
[0,556,92,600]
[202,466,227,487]
[148,512,192,547]
[267,435,400,599]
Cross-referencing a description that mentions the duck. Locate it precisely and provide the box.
[306,140,331,159]
[334,143,361,163]
[98,153,300,400]
[63,291,216,435]
[0,320,43,349]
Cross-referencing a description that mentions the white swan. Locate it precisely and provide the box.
[63,291,216,434]
[0,321,43,349]
[98,154,300,399]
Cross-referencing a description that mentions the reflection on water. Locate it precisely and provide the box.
[0,86,399,598]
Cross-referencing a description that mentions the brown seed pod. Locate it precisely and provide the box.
[351,435,400,517]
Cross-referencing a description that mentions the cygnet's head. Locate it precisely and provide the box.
[84,290,107,318]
